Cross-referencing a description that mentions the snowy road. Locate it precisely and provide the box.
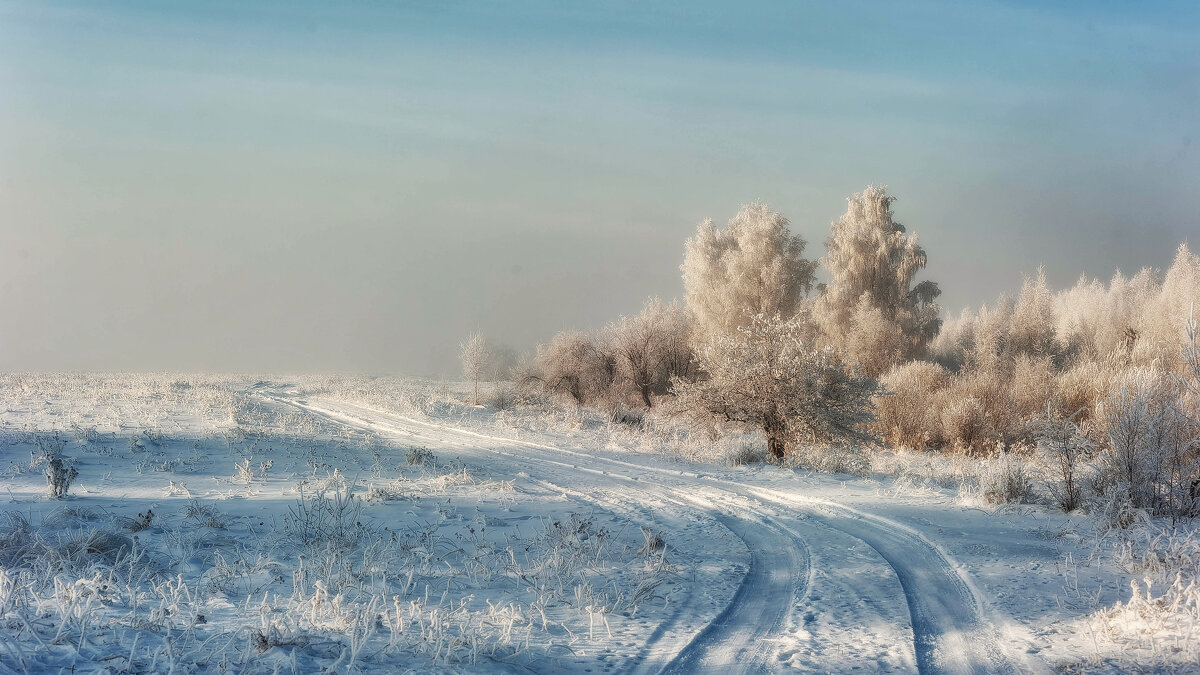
[266,389,1044,674]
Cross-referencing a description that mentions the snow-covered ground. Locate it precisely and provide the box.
[1,374,1196,673]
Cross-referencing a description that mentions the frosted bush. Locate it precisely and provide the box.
[1095,368,1187,514]
[1029,403,1094,512]
[722,438,766,467]
[980,444,1032,505]
[531,331,617,405]
[1091,527,1200,669]
[607,404,645,428]
[484,383,517,411]
[406,446,436,466]
[604,297,695,408]
[786,443,871,477]
[940,395,988,454]
[874,360,949,450]
[1054,361,1113,427]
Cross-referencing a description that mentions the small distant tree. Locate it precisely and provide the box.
[816,186,941,366]
[670,313,881,460]
[460,331,489,405]
[681,202,817,347]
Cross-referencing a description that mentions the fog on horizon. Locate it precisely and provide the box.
[1,1,1197,376]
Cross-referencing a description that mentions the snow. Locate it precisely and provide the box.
[0,374,1196,672]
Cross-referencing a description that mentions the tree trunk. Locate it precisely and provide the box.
[767,434,786,460]
[764,414,787,460]
[641,385,653,409]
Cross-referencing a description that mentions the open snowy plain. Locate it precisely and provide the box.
[1,374,1195,673]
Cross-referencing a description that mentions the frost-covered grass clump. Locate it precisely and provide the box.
[1061,526,1200,671]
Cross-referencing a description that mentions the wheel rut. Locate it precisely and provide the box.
[263,390,1042,674]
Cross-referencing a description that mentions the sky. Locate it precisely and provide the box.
[1,1,1198,375]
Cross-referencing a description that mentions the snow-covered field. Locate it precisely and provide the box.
[1,374,1196,673]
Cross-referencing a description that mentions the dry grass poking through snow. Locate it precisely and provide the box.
[0,375,687,673]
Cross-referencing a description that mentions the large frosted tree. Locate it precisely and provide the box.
[670,313,881,460]
[681,202,818,347]
[816,186,941,371]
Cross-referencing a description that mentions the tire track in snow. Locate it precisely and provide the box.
[374,411,1041,674]
[660,513,810,674]
[265,391,1044,674]
[261,391,815,673]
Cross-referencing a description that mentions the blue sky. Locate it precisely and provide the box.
[1,1,1197,373]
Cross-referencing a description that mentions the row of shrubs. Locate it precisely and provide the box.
[873,246,1200,520]
[512,245,1200,524]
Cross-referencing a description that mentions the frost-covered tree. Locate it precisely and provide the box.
[670,313,881,460]
[1139,244,1200,368]
[931,299,1014,375]
[681,202,817,346]
[532,331,616,405]
[1053,267,1159,365]
[460,331,490,405]
[605,298,694,408]
[816,186,940,365]
[1009,267,1056,359]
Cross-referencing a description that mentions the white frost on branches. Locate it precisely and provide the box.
[670,313,881,460]
[604,298,694,408]
[460,331,490,406]
[816,186,940,372]
[681,202,817,347]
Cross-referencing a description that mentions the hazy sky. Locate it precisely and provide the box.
[2,1,1197,375]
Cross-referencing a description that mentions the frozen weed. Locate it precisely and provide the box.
[430,465,477,491]
[406,446,436,466]
[981,443,1033,505]
[45,456,79,499]
[366,479,408,502]
[637,527,664,556]
[285,485,368,548]
[127,509,154,533]
[1090,574,1200,669]
[1115,528,1200,578]
[182,500,227,528]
